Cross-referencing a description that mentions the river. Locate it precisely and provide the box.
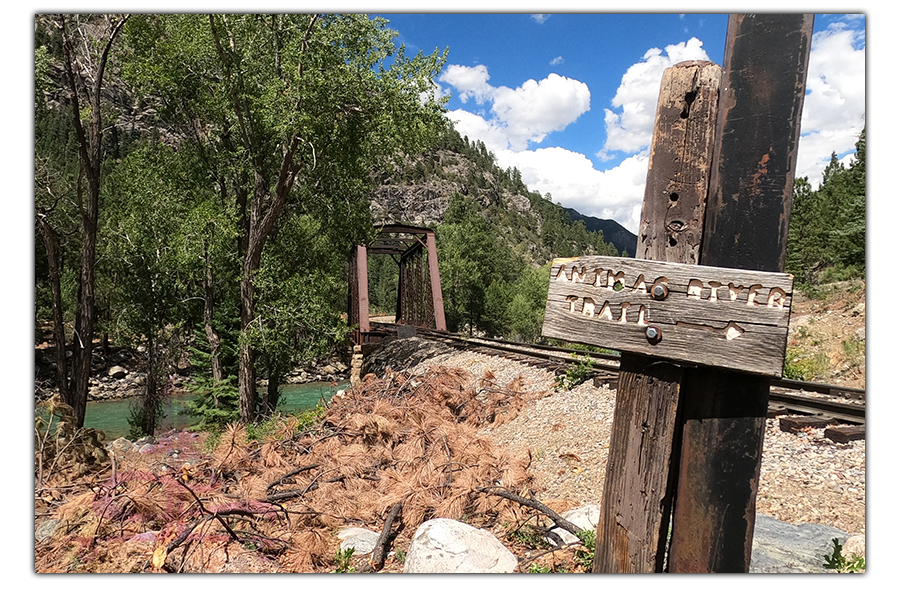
[83,381,348,439]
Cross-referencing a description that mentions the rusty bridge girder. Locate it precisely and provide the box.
[348,224,446,344]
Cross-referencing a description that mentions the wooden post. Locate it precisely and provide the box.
[593,61,723,573]
[667,14,812,573]
[355,245,370,342]
[426,231,447,331]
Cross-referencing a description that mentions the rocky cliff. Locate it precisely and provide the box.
[368,146,637,259]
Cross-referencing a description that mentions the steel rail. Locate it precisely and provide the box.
[369,322,866,424]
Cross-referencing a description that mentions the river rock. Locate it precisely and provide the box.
[109,437,133,453]
[403,518,517,573]
[338,527,380,555]
[546,504,601,546]
[109,366,127,379]
[35,519,60,543]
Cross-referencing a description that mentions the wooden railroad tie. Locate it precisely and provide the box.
[824,425,866,444]
[778,415,832,433]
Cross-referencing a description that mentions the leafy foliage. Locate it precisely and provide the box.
[119,14,449,421]
[782,346,831,382]
[555,354,595,391]
[182,376,241,430]
[574,529,596,570]
[823,538,865,573]
[332,547,356,573]
[509,527,548,549]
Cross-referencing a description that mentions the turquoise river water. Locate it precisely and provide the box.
[83,381,348,439]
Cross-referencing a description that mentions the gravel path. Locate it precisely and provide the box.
[410,347,866,537]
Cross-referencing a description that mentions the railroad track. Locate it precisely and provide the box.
[370,323,865,438]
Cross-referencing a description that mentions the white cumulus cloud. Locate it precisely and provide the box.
[439,64,493,104]
[601,37,710,158]
[441,66,590,152]
[493,147,650,234]
[796,19,866,185]
[440,17,864,237]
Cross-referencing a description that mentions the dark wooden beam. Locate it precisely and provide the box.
[667,14,813,573]
[824,425,866,444]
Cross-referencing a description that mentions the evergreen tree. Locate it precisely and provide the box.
[786,129,865,285]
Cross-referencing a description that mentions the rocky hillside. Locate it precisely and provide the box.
[786,280,865,389]
[368,134,636,261]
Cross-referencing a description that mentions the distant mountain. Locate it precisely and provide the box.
[562,208,637,257]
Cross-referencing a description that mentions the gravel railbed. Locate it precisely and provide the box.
[411,347,865,537]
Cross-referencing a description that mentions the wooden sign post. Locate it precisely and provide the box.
[541,14,812,572]
[668,15,813,573]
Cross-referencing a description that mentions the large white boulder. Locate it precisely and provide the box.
[403,518,518,573]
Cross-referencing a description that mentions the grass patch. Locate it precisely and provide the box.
[783,347,830,381]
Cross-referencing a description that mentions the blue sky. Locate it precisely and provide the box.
[373,12,865,234]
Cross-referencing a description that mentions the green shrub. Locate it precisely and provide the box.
[509,527,547,549]
[555,354,594,391]
[332,547,356,573]
[841,337,864,367]
[181,376,240,430]
[819,264,863,285]
[574,529,595,570]
[823,538,865,573]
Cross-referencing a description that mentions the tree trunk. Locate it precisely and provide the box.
[211,15,307,423]
[36,213,70,406]
[238,269,258,423]
[58,14,128,428]
[143,338,160,436]
[203,228,224,403]
[67,181,98,429]
[265,364,282,415]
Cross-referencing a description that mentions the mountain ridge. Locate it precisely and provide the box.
[369,131,636,262]
[562,207,637,257]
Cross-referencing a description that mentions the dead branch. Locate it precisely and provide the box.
[356,502,403,573]
[175,476,241,542]
[266,463,321,491]
[264,465,332,502]
[476,486,584,541]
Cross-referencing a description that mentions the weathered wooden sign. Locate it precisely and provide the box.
[542,255,793,377]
